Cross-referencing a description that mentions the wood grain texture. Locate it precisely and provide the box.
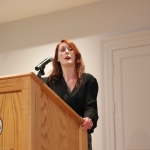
[0,76,32,150]
[0,73,87,150]
[0,78,22,93]
[0,92,23,150]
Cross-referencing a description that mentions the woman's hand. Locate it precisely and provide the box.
[82,117,93,130]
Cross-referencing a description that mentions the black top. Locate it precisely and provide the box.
[46,73,99,133]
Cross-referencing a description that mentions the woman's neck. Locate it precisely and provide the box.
[62,67,77,81]
[62,67,78,93]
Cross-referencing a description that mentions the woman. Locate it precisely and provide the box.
[47,39,99,150]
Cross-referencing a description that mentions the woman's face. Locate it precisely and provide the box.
[57,42,75,67]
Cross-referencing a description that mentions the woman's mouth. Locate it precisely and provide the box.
[65,56,70,59]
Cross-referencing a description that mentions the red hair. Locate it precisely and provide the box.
[49,39,85,82]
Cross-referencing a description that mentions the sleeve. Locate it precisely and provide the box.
[83,75,99,133]
[46,77,53,89]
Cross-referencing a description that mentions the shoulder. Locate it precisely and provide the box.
[81,73,98,87]
[81,73,99,95]
[81,73,97,81]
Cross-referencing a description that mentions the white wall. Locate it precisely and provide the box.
[0,0,150,150]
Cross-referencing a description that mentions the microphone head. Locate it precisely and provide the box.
[35,56,53,71]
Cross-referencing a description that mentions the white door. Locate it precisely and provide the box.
[113,45,150,150]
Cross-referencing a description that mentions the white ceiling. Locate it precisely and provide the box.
[0,0,100,24]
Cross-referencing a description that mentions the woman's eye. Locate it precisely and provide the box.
[60,48,73,52]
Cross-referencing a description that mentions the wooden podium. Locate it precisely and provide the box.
[0,72,87,150]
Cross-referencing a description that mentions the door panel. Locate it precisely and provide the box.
[113,45,150,150]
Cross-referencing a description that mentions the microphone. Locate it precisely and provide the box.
[35,56,53,71]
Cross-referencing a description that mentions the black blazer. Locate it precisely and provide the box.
[46,73,99,133]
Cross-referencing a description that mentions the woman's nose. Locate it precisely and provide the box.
[65,48,69,53]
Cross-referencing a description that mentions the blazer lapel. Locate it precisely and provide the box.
[60,77,81,115]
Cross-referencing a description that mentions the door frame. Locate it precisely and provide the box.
[101,30,150,150]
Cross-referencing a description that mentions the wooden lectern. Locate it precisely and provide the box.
[0,72,87,150]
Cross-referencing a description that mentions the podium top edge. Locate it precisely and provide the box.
[0,72,36,80]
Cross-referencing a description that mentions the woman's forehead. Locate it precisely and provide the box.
[59,42,71,48]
